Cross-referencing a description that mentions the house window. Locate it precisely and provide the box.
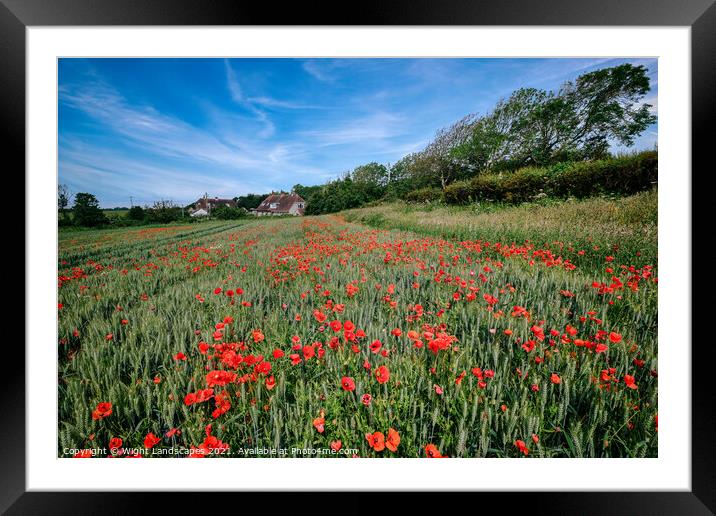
[298,203,304,208]
[270,203,277,209]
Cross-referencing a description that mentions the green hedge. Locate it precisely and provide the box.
[405,186,444,203]
[444,151,657,205]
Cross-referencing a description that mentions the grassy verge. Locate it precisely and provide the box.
[341,190,657,273]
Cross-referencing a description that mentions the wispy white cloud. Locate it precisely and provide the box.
[224,59,275,137]
[299,112,406,147]
[302,60,335,82]
[57,76,336,205]
[247,96,323,110]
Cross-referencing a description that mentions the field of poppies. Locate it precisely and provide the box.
[58,194,658,458]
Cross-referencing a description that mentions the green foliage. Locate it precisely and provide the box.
[305,177,384,215]
[451,64,656,173]
[127,206,146,221]
[212,205,247,220]
[352,162,389,186]
[235,193,269,211]
[404,187,444,203]
[144,201,185,224]
[290,184,320,201]
[546,151,658,198]
[444,151,657,205]
[72,192,109,227]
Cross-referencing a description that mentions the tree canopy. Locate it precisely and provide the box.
[302,63,656,214]
[72,193,108,227]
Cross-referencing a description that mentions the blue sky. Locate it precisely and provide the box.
[58,58,658,208]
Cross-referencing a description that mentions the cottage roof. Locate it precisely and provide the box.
[193,197,237,211]
[255,193,306,214]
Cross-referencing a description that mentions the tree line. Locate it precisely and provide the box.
[300,63,656,214]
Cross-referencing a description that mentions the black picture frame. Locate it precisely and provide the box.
[4,0,710,513]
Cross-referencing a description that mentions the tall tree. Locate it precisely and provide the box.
[72,193,108,227]
[352,162,389,187]
[451,63,656,172]
[58,184,71,219]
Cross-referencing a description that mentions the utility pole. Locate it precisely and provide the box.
[129,196,133,208]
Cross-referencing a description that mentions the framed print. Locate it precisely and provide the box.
[4,0,712,513]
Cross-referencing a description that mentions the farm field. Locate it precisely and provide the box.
[58,195,658,458]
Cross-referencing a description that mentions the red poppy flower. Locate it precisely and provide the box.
[144,432,161,449]
[365,431,385,451]
[550,373,561,384]
[425,444,445,458]
[109,437,122,450]
[341,376,356,392]
[206,370,237,387]
[609,332,622,344]
[361,393,372,406]
[375,365,390,384]
[515,439,529,456]
[92,402,112,420]
[624,375,638,390]
[369,340,382,354]
[265,375,276,390]
[386,428,401,452]
[313,417,325,433]
[330,440,342,452]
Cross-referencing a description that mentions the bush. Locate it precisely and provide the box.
[72,193,108,227]
[546,151,657,198]
[404,187,444,203]
[445,175,502,204]
[443,181,469,204]
[127,206,145,221]
[212,206,246,220]
[444,151,657,205]
[145,206,184,224]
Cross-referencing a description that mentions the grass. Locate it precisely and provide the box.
[342,189,657,273]
[57,194,657,458]
[102,209,129,219]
